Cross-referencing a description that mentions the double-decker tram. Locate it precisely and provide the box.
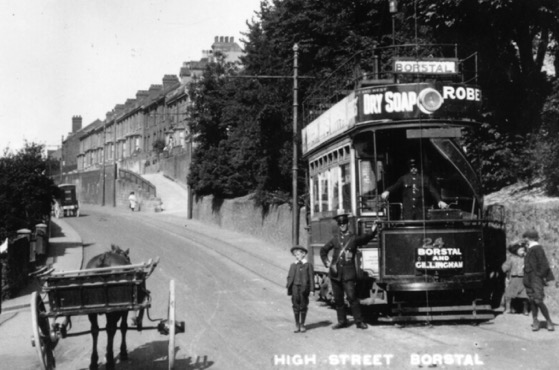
[302,45,506,322]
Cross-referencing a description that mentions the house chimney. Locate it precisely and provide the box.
[72,115,82,133]
[148,84,163,98]
[215,36,218,42]
[113,104,126,118]
[136,90,149,102]
[162,74,179,90]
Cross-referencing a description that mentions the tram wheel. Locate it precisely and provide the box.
[168,279,176,370]
[31,292,56,370]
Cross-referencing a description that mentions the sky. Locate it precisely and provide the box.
[0,0,263,153]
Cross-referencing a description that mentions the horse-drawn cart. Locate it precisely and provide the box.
[30,257,184,370]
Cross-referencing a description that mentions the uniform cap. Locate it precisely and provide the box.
[333,210,351,224]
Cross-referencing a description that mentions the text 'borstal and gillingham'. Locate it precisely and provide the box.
[362,86,481,115]
[416,247,464,269]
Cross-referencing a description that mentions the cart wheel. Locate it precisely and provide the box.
[168,280,176,370]
[31,292,56,370]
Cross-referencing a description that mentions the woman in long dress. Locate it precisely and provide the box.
[502,242,529,314]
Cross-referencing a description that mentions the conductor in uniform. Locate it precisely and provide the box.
[381,158,448,220]
[320,212,378,329]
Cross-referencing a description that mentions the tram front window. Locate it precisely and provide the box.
[373,130,481,221]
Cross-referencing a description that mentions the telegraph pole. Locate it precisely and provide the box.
[292,43,300,246]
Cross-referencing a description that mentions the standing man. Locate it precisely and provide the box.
[381,158,448,220]
[522,230,556,331]
[320,212,377,329]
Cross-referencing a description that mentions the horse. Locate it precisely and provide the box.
[85,244,131,370]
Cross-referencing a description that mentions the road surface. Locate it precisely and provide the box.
[3,204,559,369]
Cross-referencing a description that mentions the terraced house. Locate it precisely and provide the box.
[56,36,242,206]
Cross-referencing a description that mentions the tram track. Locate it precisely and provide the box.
[133,214,287,289]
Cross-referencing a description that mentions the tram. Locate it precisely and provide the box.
[302,45,507,322]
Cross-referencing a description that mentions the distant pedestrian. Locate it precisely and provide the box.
[128,191,137,211]
[501,242,529,315]
[522,230,556,331]
[286,245,315,333]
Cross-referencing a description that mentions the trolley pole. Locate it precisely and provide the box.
[389,0,399,46]
[292,43,299,246]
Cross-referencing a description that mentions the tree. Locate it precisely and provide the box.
[0,143,59,241]
[188,0,559,198]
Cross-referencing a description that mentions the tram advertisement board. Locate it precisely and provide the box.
[357,83,482,123]
[302,92,358,154]
[382,229,483,277]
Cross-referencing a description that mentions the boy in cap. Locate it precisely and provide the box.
[286,245,315,333]
[522,229,556,331]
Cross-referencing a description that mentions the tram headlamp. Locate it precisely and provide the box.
[417,88,444,114]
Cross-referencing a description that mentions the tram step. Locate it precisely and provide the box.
[383,303,495,322]
[381,313,495,323]
[392,304,493,313]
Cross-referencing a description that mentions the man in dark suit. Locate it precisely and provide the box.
[287,245,315,333]
[381,158,448,220]
[320,212,377,329]
[522,230,556,331]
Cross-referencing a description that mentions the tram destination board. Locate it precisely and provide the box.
[381,229,484,277]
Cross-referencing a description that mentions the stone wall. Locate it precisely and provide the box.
[192,194,308,251]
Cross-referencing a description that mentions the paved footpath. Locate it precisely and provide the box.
[0,217,84,369]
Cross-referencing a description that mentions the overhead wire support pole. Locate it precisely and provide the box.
[293,43,299,246]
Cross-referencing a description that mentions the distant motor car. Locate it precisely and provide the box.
[53,184,79,218]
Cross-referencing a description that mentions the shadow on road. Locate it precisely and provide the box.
[305,320,332,331]
[79,341,214,370]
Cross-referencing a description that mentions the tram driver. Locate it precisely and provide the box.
[380,158,448,220]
